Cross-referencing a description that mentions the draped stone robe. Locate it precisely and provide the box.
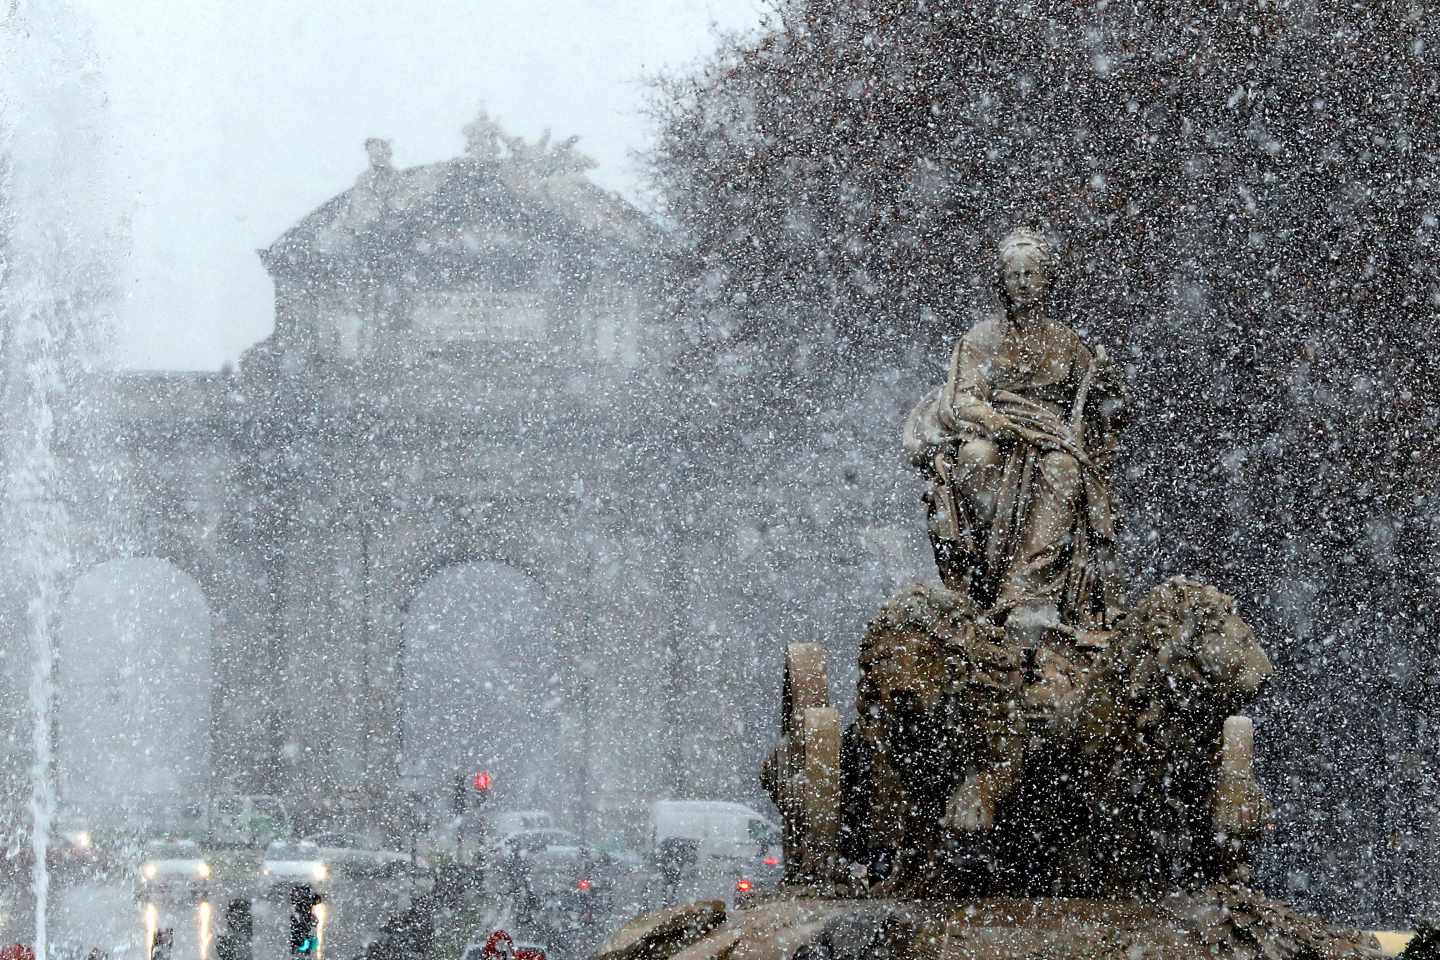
[903,318,1124,629]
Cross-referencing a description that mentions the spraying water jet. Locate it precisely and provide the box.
[0,3,116,954]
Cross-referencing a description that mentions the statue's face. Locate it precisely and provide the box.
[1001,246,1051,310]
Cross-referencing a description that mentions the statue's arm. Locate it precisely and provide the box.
[1090,344,1131,436]
[940,330,1007,436]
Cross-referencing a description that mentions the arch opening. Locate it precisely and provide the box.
[57,558,214,833]
[400,561,562,810]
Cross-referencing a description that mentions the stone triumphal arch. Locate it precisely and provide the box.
[56,131,677,824]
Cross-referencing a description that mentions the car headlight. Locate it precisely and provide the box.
[142,863,157,881]
[312,864,328,881]
[74,832,92,849]
[196,862,210,879]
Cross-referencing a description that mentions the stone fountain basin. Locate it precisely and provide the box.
[599,891,1394,960]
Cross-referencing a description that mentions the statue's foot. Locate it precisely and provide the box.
[870,847,927,899]
[1000,600,1068,648]
[864,848,898,887]
[945,774,997,833]
[872,840,993,899]
[924,833,998,898]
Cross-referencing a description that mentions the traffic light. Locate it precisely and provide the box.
[455,770,493,815]
[473,770,493,806]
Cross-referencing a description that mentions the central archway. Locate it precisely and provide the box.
[401,561,560,808]
[57,558,214,831]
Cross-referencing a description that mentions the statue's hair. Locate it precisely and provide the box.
[997,226,1058,272]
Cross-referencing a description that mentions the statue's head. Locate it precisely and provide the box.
[997,227,1057,312]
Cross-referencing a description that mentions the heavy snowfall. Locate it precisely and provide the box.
[0,2,1436,960]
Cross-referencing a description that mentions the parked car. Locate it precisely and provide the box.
[134,839,210,903]
[304,831,418,879]
[488,829,582,865]
[486,811,556,839]
[3,826,105,883]
[258,840,329,899]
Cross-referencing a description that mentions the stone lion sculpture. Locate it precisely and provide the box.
[830,576,1272,896]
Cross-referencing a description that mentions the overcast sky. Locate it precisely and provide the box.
[75,0,767,370]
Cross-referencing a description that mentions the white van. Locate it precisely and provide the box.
[649,800,780,861]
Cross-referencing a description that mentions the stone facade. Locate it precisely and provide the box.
[47,133,680,826]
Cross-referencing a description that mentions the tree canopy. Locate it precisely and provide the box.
[650,0,1440,917]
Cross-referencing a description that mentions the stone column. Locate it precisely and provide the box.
[208,551,278,795]
[274,523,328,814]
[272,500,377,826]
[322,514,369,786]
[361,584,406,830]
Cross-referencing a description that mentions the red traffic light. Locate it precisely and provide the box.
[735,879,753,893]
[473,771,493,792]
[576,879,592,891]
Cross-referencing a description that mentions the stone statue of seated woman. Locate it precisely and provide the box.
[903,227,1127,635]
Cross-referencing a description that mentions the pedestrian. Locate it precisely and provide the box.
[503,845,536,923]
[655,837,697,907]
[481,930,514,960]
[215,899,254,960]
[503,843,524,895]
[151,928,174,960]
[404,893,437,958]
[288,885,323,956]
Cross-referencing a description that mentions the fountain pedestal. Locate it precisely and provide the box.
[601,891,1387,960]
[601,228,1398,960]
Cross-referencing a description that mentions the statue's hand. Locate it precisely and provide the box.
[1007,423,1092,467]
[1010,424,1064,451]
[967,405,1012,438]
[985,414,1047,447]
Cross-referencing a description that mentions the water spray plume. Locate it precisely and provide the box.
[0,2,117,955]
